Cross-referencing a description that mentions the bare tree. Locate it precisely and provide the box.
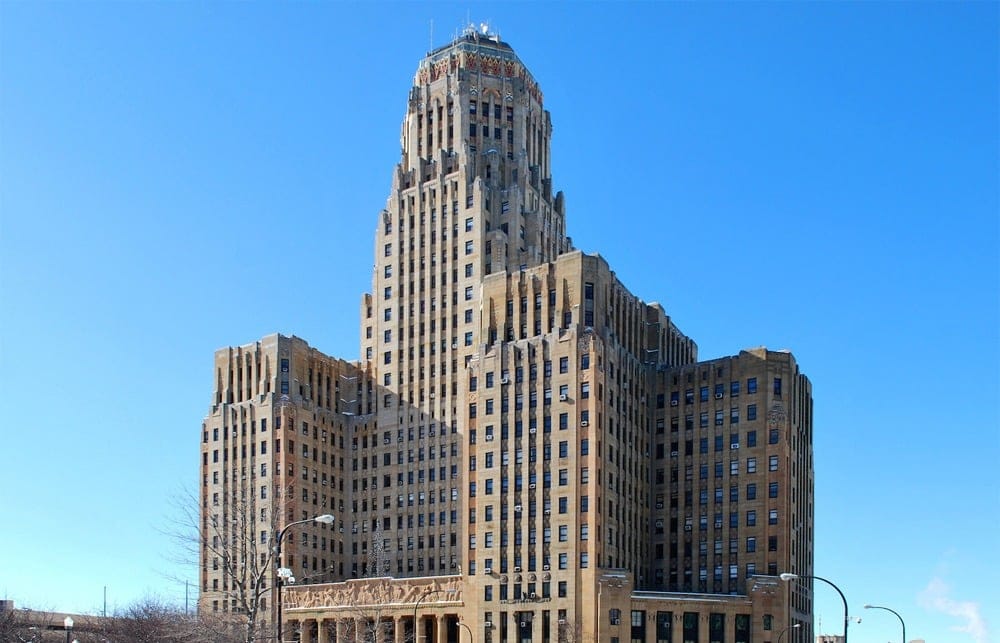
[305,525,410,643]
[557,618,584,643]
[0,606,49,643]
[167,482,292,643]
[91,596,205,643]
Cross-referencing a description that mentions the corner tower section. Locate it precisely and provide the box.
[356,30,572,580]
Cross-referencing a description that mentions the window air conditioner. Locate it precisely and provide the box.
[529,483,537,489]
[580,420,589,427]
[730,444,739,450]
[715,393,724,399]
[529,427,537,434]
[484,567,493,575]
[529,592,537,599]
[559,394,568,402]
[501,376,510,385]
[484,621,493,628]
[514,505,522,512]
[670,400,678,406]
[543,564,551,570]
[486,435,494,441]
[514,566,521,572]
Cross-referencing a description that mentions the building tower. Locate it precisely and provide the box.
[201,26,814,643]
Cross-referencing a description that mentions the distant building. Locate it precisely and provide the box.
[200,25,815,643]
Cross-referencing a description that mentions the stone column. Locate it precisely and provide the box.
[301,619,313,643]
[435,615,447,643]
[317,618,328,643]
[395,616,405,643]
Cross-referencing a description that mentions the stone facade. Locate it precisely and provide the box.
[201,26,814,643]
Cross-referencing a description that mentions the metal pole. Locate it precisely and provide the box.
[811,575,849,643]
[457,620,474,643]
[777,623,800,643]
[865,604,905,643]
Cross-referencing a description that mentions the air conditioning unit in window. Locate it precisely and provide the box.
[731,444,739,450]
[670,451,679,457]
[484,621,493,629]
[655,502,664,509]
[559,394,568,402]
[670,400,678,406]
[611,618,620,625]
[501,376,510,385]
[529,427,537,434]
[484,567,493,575]
[543,564,551,570]
[514,505,522,512]
[715,393,724,399]
[384,438,391,445]
[580,420,589,427]
[529,483,537,489]
[486,434,494,441]
[514,566,521,572]
[529,592,537,599]
[557,618,566,625]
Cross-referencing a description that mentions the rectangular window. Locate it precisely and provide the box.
[747,378,757,394]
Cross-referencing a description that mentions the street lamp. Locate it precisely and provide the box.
[777,623,801,643]
[864,604,906,643]
[457,620,474,643]
[63,616,73,643]
[275,514,335,643]
[780,573,849,643]
[412,589,458,643]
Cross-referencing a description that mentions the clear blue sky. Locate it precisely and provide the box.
[1,2,996,642]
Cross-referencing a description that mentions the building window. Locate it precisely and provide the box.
[747,378,757,394]
[746,511,756,526]
[465,240,474,255]
[769,455,779,471]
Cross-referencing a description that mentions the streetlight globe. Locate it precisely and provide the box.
[314,514,335,524]
[779,573,798,581]
[64,616,74,629]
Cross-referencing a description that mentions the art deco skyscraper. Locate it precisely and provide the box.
[202,27,815,643]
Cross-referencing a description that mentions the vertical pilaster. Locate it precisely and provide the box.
[435,615,447,643]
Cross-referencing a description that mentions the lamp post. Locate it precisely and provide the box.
[412,589,457,643]
[864,604,905,643]
[780,573,849,643]
[275,514,335,643]
[457,620,474,643]
[63,616,73,643]
[777,623,801,643]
